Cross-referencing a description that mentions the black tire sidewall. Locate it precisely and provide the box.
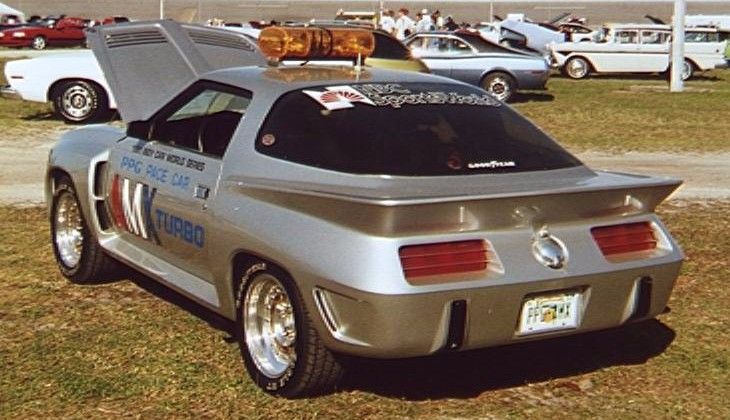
[53,80,107,124]
[234,263,311,396]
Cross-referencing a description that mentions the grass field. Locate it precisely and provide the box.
[1,57,729,153]
[1,203,728,418]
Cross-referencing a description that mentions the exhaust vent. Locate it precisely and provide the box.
[106,30,166,48]
[187,29,255,51]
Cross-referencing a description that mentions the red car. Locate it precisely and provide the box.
[0,17,87,50]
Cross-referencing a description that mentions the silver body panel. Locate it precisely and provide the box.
[48,21,684,359]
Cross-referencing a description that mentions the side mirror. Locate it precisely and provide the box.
[127,121,152,140]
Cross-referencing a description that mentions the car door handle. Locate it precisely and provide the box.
[194,185,210,200]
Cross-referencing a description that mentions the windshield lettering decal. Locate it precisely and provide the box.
[303,83,501,110]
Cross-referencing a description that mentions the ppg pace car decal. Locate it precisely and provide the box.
[303,83,502,111]
[110,175,205,248]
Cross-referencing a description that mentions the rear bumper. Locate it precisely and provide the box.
[0,85,21,100]
[310,259,682,358]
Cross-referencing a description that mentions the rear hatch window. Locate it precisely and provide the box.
[256,82,581,176]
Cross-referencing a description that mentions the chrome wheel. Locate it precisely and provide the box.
[681,60,693,81]
[54,191,83,268]
[486,75,511,102]
[566,57,590,79]
[32,36,46,50]
[62,84,94,120]
[243,274,297,378]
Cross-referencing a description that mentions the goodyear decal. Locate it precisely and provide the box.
[110,175,204,248]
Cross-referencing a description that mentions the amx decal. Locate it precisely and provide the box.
[110,174,160,244]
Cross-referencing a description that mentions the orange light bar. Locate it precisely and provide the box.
[258,26,375,60]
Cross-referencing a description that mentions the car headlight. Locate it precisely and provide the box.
[12,31,26,38]
[0,33,4,38]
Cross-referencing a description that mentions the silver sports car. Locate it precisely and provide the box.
[48,21,683,397]
[404,30,551,101]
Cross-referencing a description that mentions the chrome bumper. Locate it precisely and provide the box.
[1,85,21,100]
[310,260,682,359]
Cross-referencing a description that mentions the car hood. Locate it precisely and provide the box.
[86,20,265,123]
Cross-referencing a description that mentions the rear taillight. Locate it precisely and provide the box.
[591,222,657,257]
[399,240,488,281]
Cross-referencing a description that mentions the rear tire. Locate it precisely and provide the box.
[52,80,110,124]
[235,262,343,397]
[481,71,515,102]
[563,56,591,79]
[50,176,122,283]
[681,59,695,81]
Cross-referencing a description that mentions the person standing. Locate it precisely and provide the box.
[415,8,435,33]
[379,9,396,36]
[444,15,459,31]
[395,8,415,40]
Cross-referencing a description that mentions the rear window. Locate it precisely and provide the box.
[256,83,581,176]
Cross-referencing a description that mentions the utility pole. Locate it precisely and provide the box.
[670,0,686,92]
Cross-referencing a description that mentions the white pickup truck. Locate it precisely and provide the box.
[551,24,728,80]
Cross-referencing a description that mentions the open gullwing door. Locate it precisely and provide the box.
[86,20,265,123]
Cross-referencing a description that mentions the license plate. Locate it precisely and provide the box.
[518,291,582,335]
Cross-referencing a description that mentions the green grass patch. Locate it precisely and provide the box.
[513,70,730,153]
[0,203,728,418]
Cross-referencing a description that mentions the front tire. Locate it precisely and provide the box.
[481,71,515,102]
[235,263,343,397]
[50,176,121,283]
[563,56,591,79]
[52,80,109,124]
[31,35,47,50]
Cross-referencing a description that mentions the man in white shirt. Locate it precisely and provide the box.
[379,9,396,35]
[415,8,435,33]
[395,8,415,40]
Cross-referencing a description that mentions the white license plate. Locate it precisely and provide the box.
[518,291,582,335]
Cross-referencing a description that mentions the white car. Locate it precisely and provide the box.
[551,24,728,80]
[2,51,116,123]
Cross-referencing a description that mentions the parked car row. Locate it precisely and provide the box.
[1,24,549,123]
[0,15,129,50]
[1,16,728,124]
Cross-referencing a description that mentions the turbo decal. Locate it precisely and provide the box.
[155,209,205,248]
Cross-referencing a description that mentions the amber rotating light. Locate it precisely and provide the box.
[258,26,375,60]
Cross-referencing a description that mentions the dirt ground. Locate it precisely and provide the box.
[1,130,727,205]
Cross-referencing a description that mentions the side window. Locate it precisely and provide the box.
[150,87,251,158]
[614,30,638,44]
[408,36,440,53]
[641,31,669,44]
[447,39,474,54]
